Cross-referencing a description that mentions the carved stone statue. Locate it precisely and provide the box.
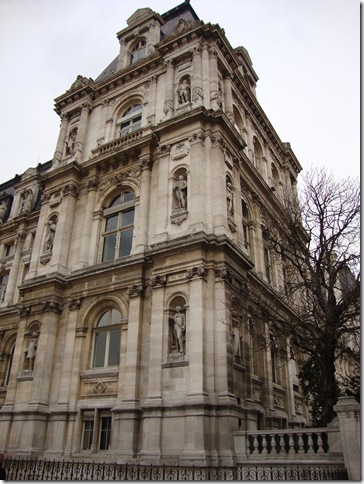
[0,200,8,224]
[170,306,186,354]
[177,79,191,104]
[226,182,234,215]
[20,189,33,214]
[65,130,77,156]
[44,218,57,253]
[24,332,39,370]
[232,311,242,358]
[174,175,187,210]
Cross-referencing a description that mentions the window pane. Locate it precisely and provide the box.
[121,209,134,227]
[99,416,112,450]
[123,191,135,202]
[82,420,94,450]
[110,195,122,207]
[93,332,107,367]
[110,309,121,325]
[102,234,116,262]
[108,329,121,366]
[98,311,109,328]
[105,214,118,232]
[119,228,133,257]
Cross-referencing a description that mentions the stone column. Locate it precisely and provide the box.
[51,114,69,169]
[145,75,157,126]
[163,60,175,119]
[74,102,91,163]
[139,280,165,459]
[49,182,79,275]
[191,46,203,106]
[209,48,220,110]
[113,283,144,459]
[76,178,98,268]
[47,299,80,455]
[135,157,152,252]
[4,230,26,305]
[334,396,360,480]
[223,74,234,122]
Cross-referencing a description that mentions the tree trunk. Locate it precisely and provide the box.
[318,346,338,426]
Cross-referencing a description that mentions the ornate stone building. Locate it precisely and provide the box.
[0,0,309,465]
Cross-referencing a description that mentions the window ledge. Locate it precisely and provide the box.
[81,367,119,380]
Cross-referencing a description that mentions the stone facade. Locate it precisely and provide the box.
[0,1,309,466]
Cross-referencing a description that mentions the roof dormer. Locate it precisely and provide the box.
[116,8,163,71]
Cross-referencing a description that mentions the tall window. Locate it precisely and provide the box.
[118,104,142,138]
[3,343,14,386]
[0,274,8,303]
[241,199,250,252]
[92,309,122,368]
[264,246,271,283]
[130,39,146,65]
[270,331,278,384]
[81,411,112,452]
[102,190,135,262]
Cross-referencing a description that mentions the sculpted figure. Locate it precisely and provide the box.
[226,182,234,215]
[0,200,8,224]
[44,219,57,252]
[24,332,39,370]
[174,175,187,209]
[20,189,33,214]
[171,306,185,354]
[177,79,191,104]
[66,131,76,156]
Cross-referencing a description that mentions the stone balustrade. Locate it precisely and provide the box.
[91,128,150,157]
[234,427,342,462]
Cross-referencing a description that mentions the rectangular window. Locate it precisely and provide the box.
[118,229,133,258]
[93,332,107,367]
[108,329,121,366]
[82,420,94,450]
[99,416,112,450]
[0,274,9,303]
[264,247,271,283]
[102,234,117,262]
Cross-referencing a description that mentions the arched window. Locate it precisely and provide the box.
[101,190,135,262]
[130,39,146,65]
[253,137,263,170]
[117,104,142,138]
[241,198,250,252]
[233,105,244,133]
[92,309,122,368]
[3,342,15,386]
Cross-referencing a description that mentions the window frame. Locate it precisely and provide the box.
[91,309,122,369]
[130,39,146,65]
[101,190,135,263]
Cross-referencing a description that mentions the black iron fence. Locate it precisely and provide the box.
[3,457,348,480]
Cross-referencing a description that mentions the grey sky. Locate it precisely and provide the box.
[0,0,359,184]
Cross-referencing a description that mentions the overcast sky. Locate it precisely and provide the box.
[0,0,359,185]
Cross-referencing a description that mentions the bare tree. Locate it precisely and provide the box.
[259,168,360,426]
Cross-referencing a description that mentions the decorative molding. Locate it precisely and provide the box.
[149,275,167,287]
[127,282,145,297]
[41,300,62,314]
[69,298,81,310]
[186,265,207,280]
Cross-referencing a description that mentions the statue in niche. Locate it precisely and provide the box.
[24,332,39,370]
[226,181,234,215]
[174,174,187,210]
[0,200,8,224]
[20,189,33,214]
[170,306,186,354]
[65,130,77,156]
[177,79,191,104]
[44,218,57,253]
[232,311,242,358]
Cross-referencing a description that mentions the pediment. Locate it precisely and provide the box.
[127,8,154,26]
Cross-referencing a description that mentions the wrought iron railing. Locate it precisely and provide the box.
[3,457,348,480]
